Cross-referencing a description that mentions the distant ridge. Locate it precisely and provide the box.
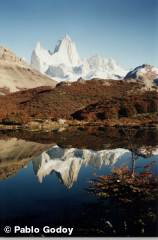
[0,46,56,94]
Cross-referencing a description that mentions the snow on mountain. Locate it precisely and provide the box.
[86,55,126,80]
[53,34,81,66]
[124,64,158,89]
[31,34,127,82]
[31,35,81,74]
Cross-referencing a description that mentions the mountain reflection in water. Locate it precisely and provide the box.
[32,145,158,188]
[32,145,132,188]
[0,134,158,236]
[0,138,157,188]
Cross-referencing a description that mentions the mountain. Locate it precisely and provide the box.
[0,46,56,94]
[124,64,158,89]
[31,34,127,82]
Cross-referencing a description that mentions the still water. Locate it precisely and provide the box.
[0,127,158,236]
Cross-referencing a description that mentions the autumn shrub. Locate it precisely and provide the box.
[88,165,158,204]
[83,165,158,236]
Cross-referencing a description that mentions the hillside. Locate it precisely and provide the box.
[0,46,56,94]
[0,79,157,127]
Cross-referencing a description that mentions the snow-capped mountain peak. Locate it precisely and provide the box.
[54,34,73,54]
[53,33,81,66]
[31,35,127,82]
[125,64,158,79]
[35,41,41,51]
[124,64,158,88]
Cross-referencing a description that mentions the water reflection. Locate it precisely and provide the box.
[32,145,131,188]
[0,138,52,180]
[0,138,158,188]
[0,135,158,236]
[32,145,158,188]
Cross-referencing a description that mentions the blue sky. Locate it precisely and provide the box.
[0,0,157,69]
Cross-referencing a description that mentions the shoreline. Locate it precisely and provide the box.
[0,118,158,132]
